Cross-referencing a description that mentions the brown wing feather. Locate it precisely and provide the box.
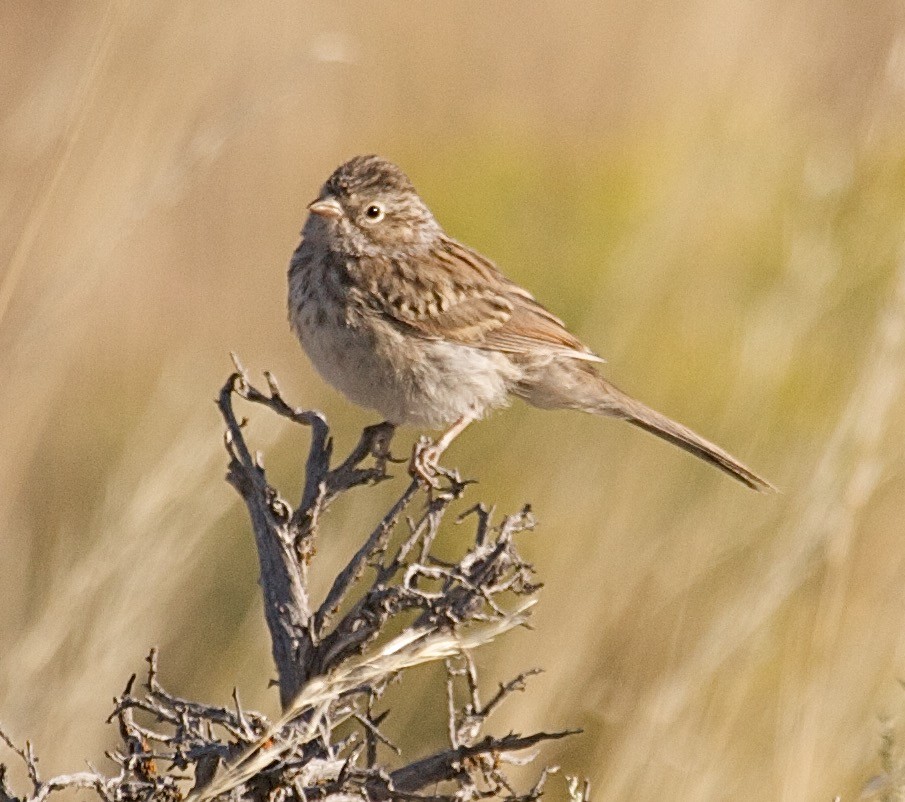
[362,236,602,362]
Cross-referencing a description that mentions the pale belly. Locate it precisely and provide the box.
[294,307,520,429]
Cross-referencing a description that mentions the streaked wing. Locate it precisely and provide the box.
[362,236,603,363]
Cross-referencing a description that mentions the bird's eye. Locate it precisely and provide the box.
[363,203,385,223]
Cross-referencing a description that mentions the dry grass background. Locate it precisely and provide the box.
[2,1,905,799]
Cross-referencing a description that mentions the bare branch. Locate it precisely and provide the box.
[381,731,579,798]
[217,370,314,708]
[2,366,584,802]
[313,477,421,639]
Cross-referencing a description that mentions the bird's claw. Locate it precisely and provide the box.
[364,421,394,459]
[409,436,440,487]
[360,422,406,475]
[408,436,458,488]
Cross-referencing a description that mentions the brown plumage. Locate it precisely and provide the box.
[289,155,773,491]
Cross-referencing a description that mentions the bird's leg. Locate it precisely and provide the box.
[409,414,475,486]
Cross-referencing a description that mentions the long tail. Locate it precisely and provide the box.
[600,383,775,492]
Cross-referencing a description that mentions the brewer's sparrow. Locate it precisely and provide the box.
[288,155,772,491]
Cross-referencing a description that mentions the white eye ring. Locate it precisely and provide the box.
[363,203,385,223]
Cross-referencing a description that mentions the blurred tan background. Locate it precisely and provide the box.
[3,1,905,799]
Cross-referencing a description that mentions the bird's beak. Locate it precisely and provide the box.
[307,196,343,219]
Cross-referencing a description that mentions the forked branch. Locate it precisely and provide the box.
[0,363,585,802]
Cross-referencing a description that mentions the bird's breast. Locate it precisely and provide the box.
[288,253,521,427]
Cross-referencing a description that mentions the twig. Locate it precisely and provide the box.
[380,731,579,798]
[2,365,585,802]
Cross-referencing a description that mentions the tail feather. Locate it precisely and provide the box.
[516,361,774,491]
[601,385,774,492]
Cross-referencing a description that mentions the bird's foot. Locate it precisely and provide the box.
[362,421,403,471]
[408,435,458,488]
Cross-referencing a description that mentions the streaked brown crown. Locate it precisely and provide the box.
[324,155,416,200]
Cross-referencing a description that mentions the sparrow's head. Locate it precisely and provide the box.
[304,155,440,255]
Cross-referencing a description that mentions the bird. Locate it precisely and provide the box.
[288,155,772,491]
